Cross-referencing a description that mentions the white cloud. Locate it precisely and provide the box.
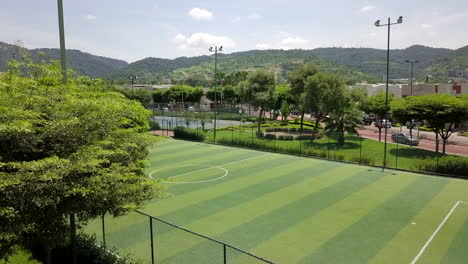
[421,24,433,29]
[232,16,241,23]
[85,14,97,20]
[360,5,376,13]
[173,32,235,54]
[256,43,272,50]
[281,37,308,46]
[247,13,261,20]
[255,34,309,50]
[188,8,213,21]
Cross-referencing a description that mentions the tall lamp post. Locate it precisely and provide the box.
[375,16,403,169]
[129,75,137,96]
[209,45,223,142]
[405,60,419,138]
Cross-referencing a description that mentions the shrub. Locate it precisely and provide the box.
[349,155,376,165]
[174,126,206,141]
[414,156,468,177]
[459,132,468,137]
[148,120,161,130]
[264,133,277,140]
[265,128,274,132]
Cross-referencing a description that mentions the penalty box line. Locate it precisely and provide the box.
[410,200,468,264]
[149,153,270,179]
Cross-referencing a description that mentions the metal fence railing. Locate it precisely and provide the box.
[147,104,468,179]
[94,210,275,264]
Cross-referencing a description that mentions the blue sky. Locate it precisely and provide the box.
[1,0,468,62]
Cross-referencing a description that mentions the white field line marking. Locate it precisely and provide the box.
[410,201,468,264]
[148,153,270,184]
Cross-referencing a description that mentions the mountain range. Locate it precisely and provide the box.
[1,41,467,84]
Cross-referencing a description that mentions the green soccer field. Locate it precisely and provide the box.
[85,139,468,264]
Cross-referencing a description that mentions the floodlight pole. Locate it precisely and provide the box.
[209,45,223,142]
[129,75,137,96]
[375,16,403,169]
[57,0,67,84]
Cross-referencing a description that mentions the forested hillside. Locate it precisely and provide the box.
[0,41,128,77]
[1,41,467,84]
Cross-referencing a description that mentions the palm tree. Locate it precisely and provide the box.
[325,102,362,146]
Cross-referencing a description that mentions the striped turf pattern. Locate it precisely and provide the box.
[85,139,468,264]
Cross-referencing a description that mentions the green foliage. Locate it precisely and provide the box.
[149,120,161,130]
[391,94,468,153]
[414,156,468,176]
[237,69,277,135]
[0,59,162,259]
[173,126,206,141]
[366,91,394,119]
[152,85,204,103]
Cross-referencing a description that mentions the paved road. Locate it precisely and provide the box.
[358,129,468,157]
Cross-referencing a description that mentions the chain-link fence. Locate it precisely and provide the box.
[90,211,275,264]
[147,104,468,179]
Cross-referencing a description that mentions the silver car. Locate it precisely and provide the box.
[391,132,419,146]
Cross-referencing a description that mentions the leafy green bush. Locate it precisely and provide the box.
[174,126,206,141]
[349,155,376,165]
[149,120,161,130]
[459,132,468,137]
[264,133,277,140]
[414,156,468,177]
[277,135,294,140]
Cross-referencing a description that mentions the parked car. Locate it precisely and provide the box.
[162,107,169,112]
[391,132,419,146]
[187,106,195,111]
[375,119,391,128]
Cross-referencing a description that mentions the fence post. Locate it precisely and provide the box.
[150,217,155,264]
[101,214,106,249]
[251,127,254,145]
[359,135,362,164]
[299,128,302,155]
[327,132,330,160]
[395,142,398,169]
[223,244,227,264]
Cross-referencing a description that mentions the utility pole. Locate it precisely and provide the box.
[405,60,419,138]
[57,0,67,84]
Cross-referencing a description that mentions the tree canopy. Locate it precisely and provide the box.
[0,60,162,260]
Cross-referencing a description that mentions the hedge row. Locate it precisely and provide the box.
[215,137,376,166]
[414,156,468,177]
[265,127,319,133]
[174,126,206,141]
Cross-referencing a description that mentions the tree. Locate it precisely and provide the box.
[325,98,362,146]
[288,63,318,129]
[0,60,162,263]
[274,84,294,121]
[302,73,347,130]
[391,94,468,154]
[279,100,292,122]
[365,92,394,141]
[237,69,277,136]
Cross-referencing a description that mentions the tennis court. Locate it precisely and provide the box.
[85,139,468,264]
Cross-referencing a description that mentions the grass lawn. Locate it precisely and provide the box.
[207,126,443,172]
[85,139,468,264]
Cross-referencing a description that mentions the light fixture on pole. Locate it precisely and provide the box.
[129,75,137,96]
[405,60,419,138]
[209,45,223,142]
[375,16,403,169]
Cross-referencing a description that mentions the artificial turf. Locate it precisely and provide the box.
[84,139,468,264]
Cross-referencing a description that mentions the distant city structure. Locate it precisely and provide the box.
[352,82,468,98]
[448,69,468,79]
